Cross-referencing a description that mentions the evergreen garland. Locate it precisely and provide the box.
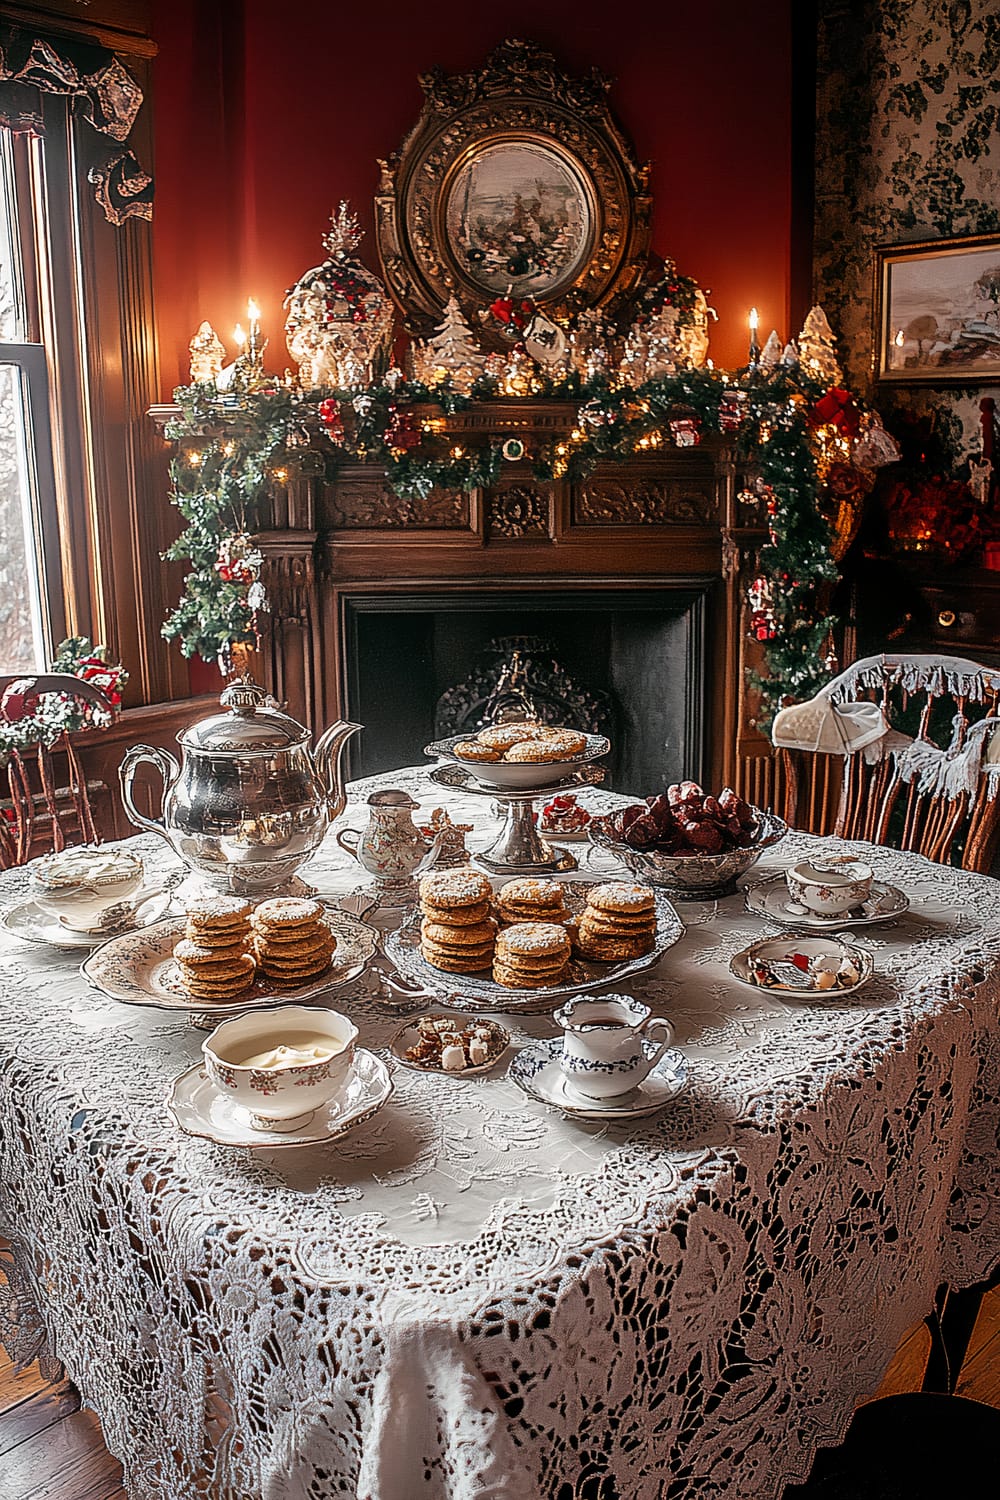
[162,364,862,720]
[162,384,293,660]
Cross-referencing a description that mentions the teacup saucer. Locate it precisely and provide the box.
[1,889,173,950]
[729,934,873,999]
[509,1036,688,1121]
[744,872,909,929]
[165,1047,393,1148]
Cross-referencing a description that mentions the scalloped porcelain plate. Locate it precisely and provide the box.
[81,909,378,1014]
[729,934,874,1000]
[744,872,909,929]
[1,888,174,950]
[382,879,683,1015]
[424,731,611,790]
[166,1048,392,1148]
[509,1036,689,1120]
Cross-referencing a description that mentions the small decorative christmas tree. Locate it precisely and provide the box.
[798,305,843,386]
[759,329,783,371]
[410,296,485,394]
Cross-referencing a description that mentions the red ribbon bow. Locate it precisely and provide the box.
[809,387,861,437]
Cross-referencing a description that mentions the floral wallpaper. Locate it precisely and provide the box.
[814,0,1000,460]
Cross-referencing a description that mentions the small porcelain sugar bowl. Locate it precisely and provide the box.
[785,855,874,916]
[31,845,146,931]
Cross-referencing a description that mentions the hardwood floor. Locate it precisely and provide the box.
[1,1290,998,1498]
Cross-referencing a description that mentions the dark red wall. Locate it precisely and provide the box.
[151,0,794,393]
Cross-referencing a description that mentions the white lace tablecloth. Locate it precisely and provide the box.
[1,765,999,1500]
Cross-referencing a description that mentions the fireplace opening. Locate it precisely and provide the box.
[342,586,711,795]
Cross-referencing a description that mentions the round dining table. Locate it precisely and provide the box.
[1,763,998,1500]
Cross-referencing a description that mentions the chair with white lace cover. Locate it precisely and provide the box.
[770,653,1000,874]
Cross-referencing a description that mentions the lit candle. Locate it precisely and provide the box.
[233,323,247,352]
[748,307,761,368]
[247,298,262,363]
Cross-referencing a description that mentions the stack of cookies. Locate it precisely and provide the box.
[418,868,497,974]
[574,882,657,961]
[173,896,256,1003]
[251,898,335,987]
[493,921,571,988]
[452,722,589,765]
[496,877,567,927]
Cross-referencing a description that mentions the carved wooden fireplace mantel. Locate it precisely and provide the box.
[151,400,769,795]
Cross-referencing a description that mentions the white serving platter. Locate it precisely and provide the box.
[81,909,378,1015]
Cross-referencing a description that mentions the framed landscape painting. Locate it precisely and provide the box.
[875,234,1000,384]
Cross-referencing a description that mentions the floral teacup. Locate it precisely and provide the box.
[785,856,873,916]
[553,993,674,1101]
[202,1005,358,1131]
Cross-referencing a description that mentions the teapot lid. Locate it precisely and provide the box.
[178,678,309,755]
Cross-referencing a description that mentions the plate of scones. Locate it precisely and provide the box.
[381,867,683,1013]
[81,894,378,1014]
[424,722,610,789]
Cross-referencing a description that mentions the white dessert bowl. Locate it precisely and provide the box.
[424,731,610,790]
[202,1005,358,1131]
[784,855,874,916]
[31,844,146,930]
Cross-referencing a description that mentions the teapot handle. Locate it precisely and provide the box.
[336,827,361,861]
[119,744,180,842]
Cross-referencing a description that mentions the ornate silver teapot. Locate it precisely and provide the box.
[119,679,362,893]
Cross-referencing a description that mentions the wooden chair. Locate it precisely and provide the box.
[0,673,119,867]
[772,653,1000,873]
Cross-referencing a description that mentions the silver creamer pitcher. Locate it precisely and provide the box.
[119,678,362,893]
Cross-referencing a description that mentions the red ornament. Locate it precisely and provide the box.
[387,409,421,451]
[319,398,345,445]
[488,295,535,332]
[747,575,778,642]
[669,417,701,448]
[808,387,861,437]
[719,391,748,432]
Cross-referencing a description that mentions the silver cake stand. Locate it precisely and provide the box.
[429,763,607,875]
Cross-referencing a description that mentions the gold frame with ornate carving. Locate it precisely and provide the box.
[874,232,1000,384]
[375,39,653,334]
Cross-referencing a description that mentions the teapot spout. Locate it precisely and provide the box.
[315,720,363,820]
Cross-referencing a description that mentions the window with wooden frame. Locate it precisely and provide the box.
[0,6,186,707]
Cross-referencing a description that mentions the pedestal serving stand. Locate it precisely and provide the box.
[429,763,607,875]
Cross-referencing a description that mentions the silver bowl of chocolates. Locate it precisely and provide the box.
[588,781,786,899]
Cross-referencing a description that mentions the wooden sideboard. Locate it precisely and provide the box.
[854,557,1000,667]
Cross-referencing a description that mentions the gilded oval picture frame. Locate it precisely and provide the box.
[376,40,652,334]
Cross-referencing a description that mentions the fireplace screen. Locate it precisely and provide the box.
[435,636,613,740]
